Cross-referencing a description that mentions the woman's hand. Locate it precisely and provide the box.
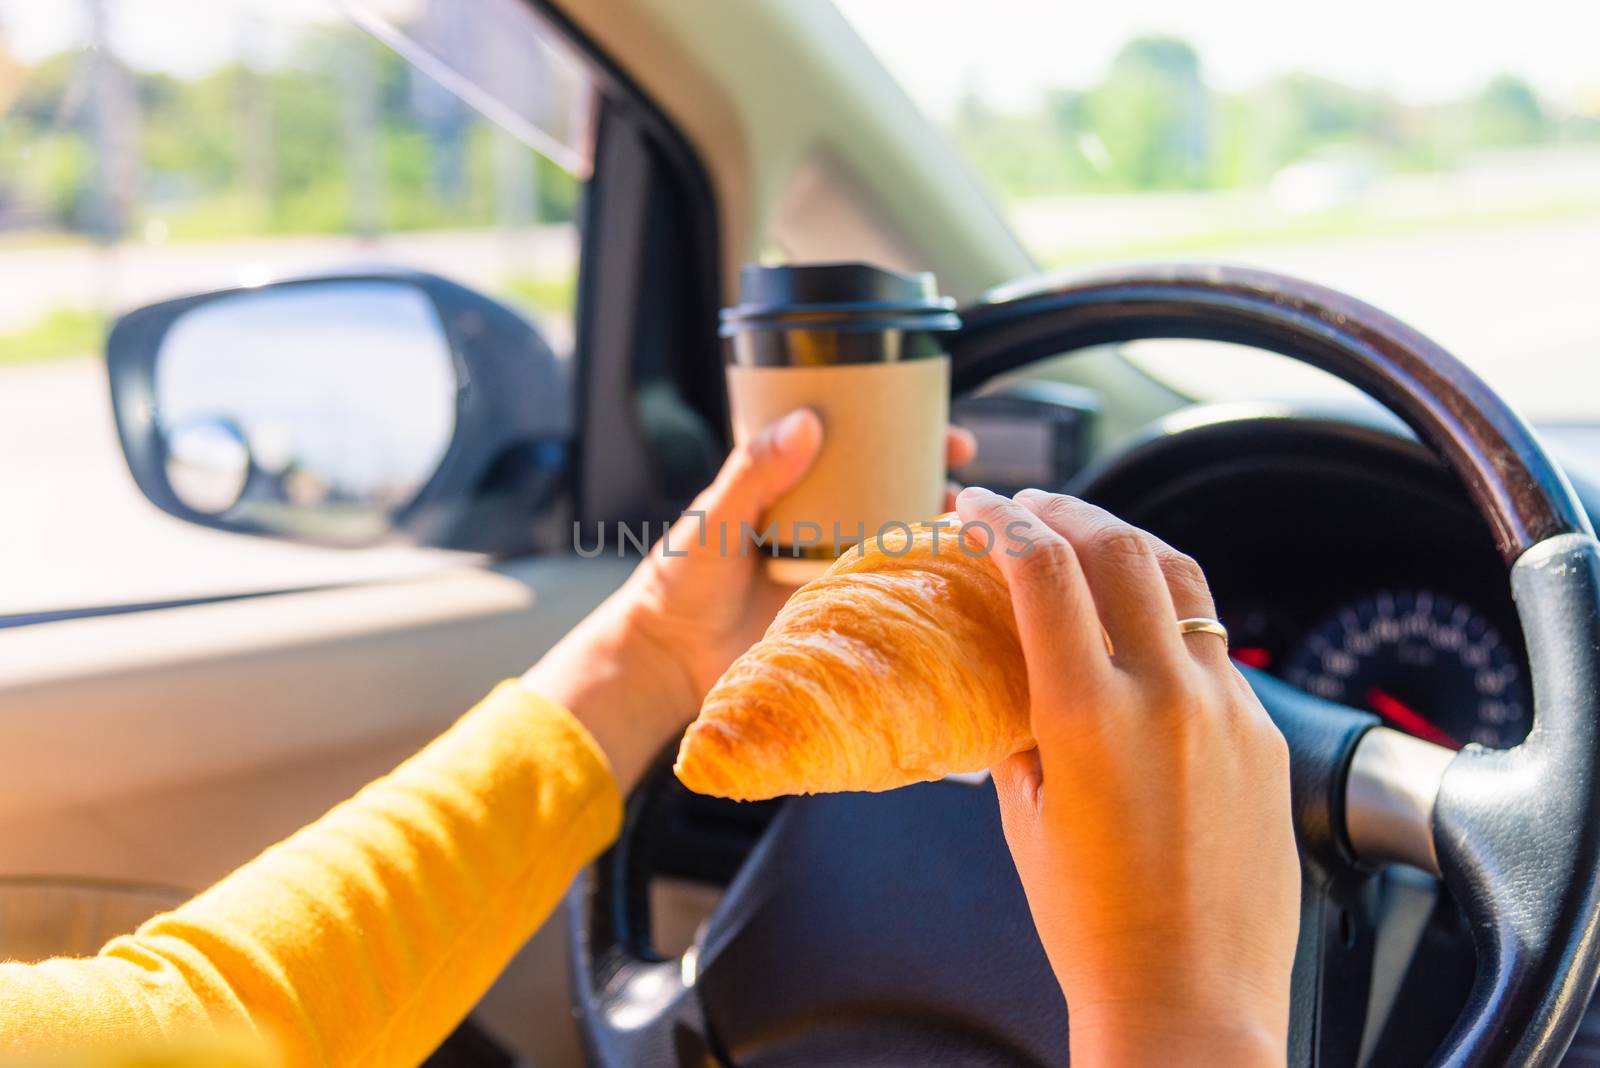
[955,487,1299,1068]
[526,410,976,792]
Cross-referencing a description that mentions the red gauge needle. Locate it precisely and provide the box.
[1230,646,1272,670]
[1365,687,1461,749]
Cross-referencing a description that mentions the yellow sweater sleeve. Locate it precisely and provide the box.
[0,681,623,1067]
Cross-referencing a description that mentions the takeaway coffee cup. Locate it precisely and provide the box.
[722,262,958,584]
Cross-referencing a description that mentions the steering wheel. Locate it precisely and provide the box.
[566,264,1600,1067]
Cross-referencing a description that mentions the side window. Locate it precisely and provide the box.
[0,0,593,619]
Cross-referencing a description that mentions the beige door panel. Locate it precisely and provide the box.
[0,555,631,885]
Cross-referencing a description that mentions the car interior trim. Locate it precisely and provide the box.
[1345,727,1456,875]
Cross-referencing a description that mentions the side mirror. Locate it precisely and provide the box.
[106,270,570,554]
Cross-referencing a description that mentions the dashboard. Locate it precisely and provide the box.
[962,394,1551,755]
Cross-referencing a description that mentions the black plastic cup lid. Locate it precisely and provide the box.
[720,262,960,336]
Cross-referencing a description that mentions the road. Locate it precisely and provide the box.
[1113,214,1600,417]
[0,216,1595,616]
[0,357,465,617]
[0,225,578,331]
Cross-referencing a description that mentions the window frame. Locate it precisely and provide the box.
[525,0,728,533]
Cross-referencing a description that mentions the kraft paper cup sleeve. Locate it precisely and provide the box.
[726,358,949,583]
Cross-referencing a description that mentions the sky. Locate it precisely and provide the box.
[4,0,1597,109]
[0,0,421,77]
[836,0,1600,115]
[0,0,338,77]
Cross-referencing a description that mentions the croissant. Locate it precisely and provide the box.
[673,517,1032,800]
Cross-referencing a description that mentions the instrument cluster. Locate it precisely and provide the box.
[1069,401,1536,751]
[1229,587,1529,750]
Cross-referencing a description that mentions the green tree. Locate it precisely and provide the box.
[1086,36,1211,190]
[949,82,1095,199]
[1224,73,1397,183]
[0,52,95,226]
[2,18,582,241]
[1472,74,1547,147]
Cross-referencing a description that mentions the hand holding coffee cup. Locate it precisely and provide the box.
[722,262,959,584]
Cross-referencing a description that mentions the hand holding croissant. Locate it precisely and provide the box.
[676,486,1298,1067]
[674,515,1034,799]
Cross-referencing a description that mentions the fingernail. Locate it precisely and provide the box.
[958,485,999,504]
[773,408,818,451]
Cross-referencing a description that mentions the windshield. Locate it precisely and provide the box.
[836,0,1600,420]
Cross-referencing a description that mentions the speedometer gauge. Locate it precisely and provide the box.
[1283,589,1529,750]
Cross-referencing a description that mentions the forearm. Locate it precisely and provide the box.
[0,682,621,1068]
[1070,1009,1286,1067]
[521,593,698,795]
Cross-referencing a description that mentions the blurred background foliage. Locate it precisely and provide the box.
[0,22,579,242]
[947,34,1598,201]
[1,22,1591,249]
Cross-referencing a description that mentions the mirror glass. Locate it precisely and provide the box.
[164,416,251,516]
[155,280,458,543]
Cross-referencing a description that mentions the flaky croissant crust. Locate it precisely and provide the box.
[674,518,1031,801]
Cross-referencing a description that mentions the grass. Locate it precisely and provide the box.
[0,307,106,366]
[0,272,576,369]
[501,272,576,315]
